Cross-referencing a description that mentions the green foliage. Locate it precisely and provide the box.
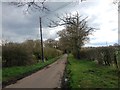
[44,47,62,59]
[57,13,94,59]
[80,46,119,69]
[2,43,36,67]
[2,39,62,67]
[66,54,118,88]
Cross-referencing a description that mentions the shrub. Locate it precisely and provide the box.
[2,40,62,67]
[44,47,62,60]
[80,46,119,68]
[2,43,36,67]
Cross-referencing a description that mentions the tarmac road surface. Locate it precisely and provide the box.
[5,54,68,88]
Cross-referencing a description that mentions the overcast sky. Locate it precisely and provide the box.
[1,0,118,47]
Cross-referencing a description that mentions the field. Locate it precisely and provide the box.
[66,54,119,88]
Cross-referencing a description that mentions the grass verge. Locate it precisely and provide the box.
[66,54,118,88]
[2,56,61,87]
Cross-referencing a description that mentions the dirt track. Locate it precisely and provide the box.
[5,54,67,88]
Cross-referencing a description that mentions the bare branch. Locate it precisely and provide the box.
[81,0,86,2]
[10,0,49,14]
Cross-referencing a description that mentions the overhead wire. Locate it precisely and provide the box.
[35,1,79,40]
[40,1,78,27]
[41,1,73,18]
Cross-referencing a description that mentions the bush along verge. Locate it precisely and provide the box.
[80,46,120,70]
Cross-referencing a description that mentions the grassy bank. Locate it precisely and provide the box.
[66,54,118,88]
[2,56,61,86]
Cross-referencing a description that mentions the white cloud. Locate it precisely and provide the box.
[75,0,118,46]
[2,1,118,46]
[42,26,64,40]
[89,29,117,43]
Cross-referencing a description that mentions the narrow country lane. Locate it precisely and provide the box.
[5,54,67,88]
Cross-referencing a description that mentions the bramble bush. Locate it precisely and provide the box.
[2,40,62,67]
[2,43,35,67]
[80,46,119,69]
[44,47,62,60]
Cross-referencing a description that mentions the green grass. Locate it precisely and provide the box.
[2,56,61,83]
[66,54,118,88]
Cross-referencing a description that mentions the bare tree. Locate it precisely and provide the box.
[49,12,95,59]
[113,0,120,11]
[9,0,87,14]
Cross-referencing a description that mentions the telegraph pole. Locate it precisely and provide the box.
[39,17,44,62]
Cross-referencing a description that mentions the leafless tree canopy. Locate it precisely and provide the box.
[113,0,120,11]
[50,13,95,59]
[9,0,87,14]
[10,0,49,13]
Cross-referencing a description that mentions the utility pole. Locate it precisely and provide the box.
[39,17,44,62]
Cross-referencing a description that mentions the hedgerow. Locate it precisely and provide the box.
[80,46,120,69]
[2,40,62,67]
